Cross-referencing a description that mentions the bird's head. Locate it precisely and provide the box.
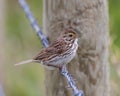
[60,28,79,43]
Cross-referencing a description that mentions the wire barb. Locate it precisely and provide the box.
[18,0,84,96]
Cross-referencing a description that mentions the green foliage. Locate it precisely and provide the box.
[109,0,120,95]
[109,0,120,49]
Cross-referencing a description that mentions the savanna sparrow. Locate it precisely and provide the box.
[15,28,79,69]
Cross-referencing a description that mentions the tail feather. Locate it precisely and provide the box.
[15,59,56,70]
[15,59,34,66]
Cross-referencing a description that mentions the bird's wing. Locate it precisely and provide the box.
[33,39,70,61]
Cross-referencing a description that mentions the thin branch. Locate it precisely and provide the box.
[18,0,84,96]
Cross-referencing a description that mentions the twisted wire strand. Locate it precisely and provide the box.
[61,66,84,96]
[18,0,84,96]
[19,0,49,48]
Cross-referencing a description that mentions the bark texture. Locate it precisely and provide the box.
[43,0,110,96]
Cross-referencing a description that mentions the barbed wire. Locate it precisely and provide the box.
[18,0,84,96]
[19,0,49,47]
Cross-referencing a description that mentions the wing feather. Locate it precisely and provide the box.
[33,39,71,61]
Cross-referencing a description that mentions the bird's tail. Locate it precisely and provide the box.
[15,59,35,66]
[15,59,56,70]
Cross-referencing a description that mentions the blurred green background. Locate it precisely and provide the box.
[1,0,120,96]
[3,0,45,96]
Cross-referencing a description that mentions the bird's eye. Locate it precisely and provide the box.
[69,34,73,37]
[69,33,74,37]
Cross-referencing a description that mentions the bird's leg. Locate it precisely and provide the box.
[47,64,62,70]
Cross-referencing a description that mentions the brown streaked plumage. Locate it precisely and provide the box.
[15,28,79,69]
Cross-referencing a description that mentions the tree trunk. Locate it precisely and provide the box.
[43,0,110,96]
